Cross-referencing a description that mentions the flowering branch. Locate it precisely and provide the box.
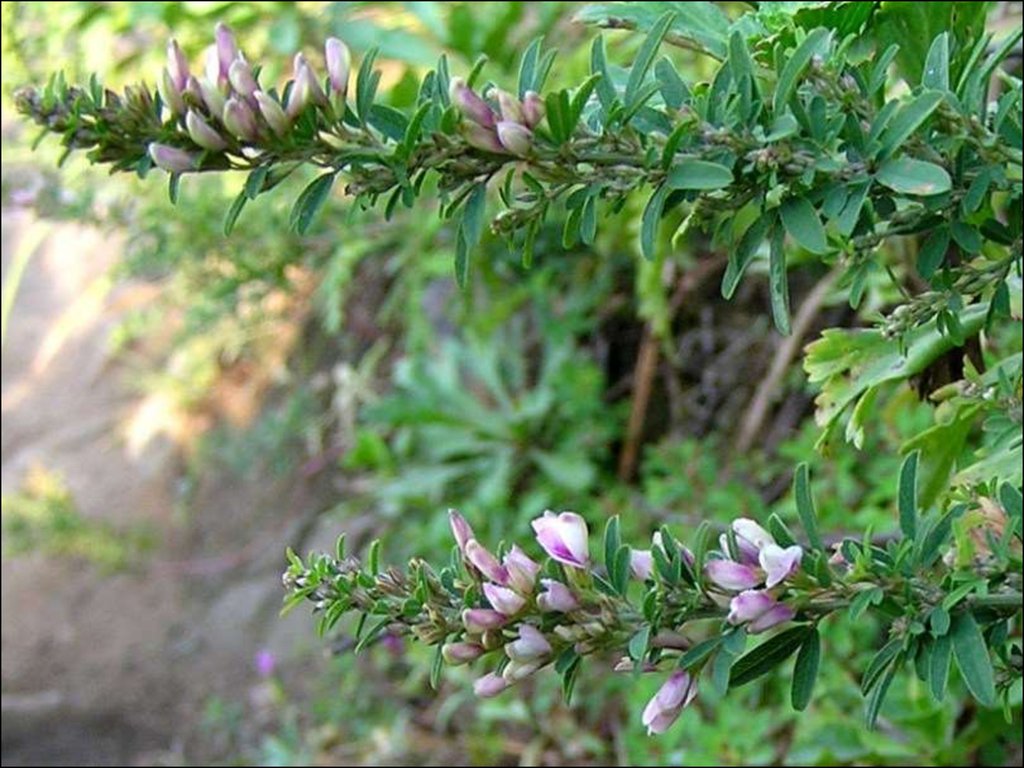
[284,464,1023,735]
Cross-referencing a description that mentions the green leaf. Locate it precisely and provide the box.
[640,184,670,261]
[624,11,676,108]
[922,33,949,91]
[603,515,621,572]
[612,544,631,595]
[950,611,997,706]
[368,539,381,575]
[244,166,269,200]
[355,47,381,124]
[575,3,730,60]
[794,463,823,550]
[898,450,920,540]
[999,482,1022,532]
[773,28,830,114]
[729,625,811,688]
[780,196,828,254]
[877,90,945,160]
[916,227,949,279]
[722,212,771,299]
[289,172,336,234]
[791,627,821,711]
[679,635,723,669]
[768,224,790,334]
[665,160,733,190]
[223,189,248,236]
[167,173,181,205]
[369,104,409,141]
[876,158,952,196]
[429,640,445,689]
[930,632,951,700]
[862,638,902,695]
[848,586,884,621]
[865,662,897,729]
[930,606,951,636]
[629,625,651,662]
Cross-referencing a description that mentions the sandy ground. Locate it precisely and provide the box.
[1,208,330,765]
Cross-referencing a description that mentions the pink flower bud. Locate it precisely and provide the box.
[733,518,775,555]
[504,546,540,594]
[185,110,227,151]
[522,90,545,128]
[536,578,579,612]
[748,603,797,634]
[492,88,524,124]
[505,624,551,662]
[503,659,543,682]
[214,22,238,83]
[726,589,776,625]
[641,670,698,735]
[531,510,589,568]
[759,544,803,588]
[631,548,654,581]
[228,58,258,98]
[196,77,226,118]
[254,648,275,678]
[158,69,186,117]
[449,77,495,128]
[462,123,504,153]
[448,509,475,555]
[148,143,200,173]
[705,559,762,591]
[442,641,485,665]
[223,97,259,141]
[166,39,189,91]
[325,37,351,100]
[462,608,507,634]
[473,672,510,698]
[483,582,527,616]
[287,59,326,119]
[495,120,533,156]
[254,91,290,136]
[720,532,759,566]
[465,540,508,584]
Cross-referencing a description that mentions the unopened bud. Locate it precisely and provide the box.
[185,110,228,151]
[148,143,200,173]
[223,97,259,141]
[254,91,290,136]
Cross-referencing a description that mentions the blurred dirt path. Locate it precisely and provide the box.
[1,208,323,765]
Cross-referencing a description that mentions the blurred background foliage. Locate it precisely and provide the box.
[1,1,1020,765]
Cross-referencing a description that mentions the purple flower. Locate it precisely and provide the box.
[495,121,533,155]
[726,589,776,625]
[448,509,475,555]
[630,548,654,581]
[148,143,200,173]
[641,670,698,735]
[759,544,803,588]
[212,22,238,84]
[473,672,510,698]
[536,578,579,612]
[483,582,527,616]
[727,518,775,564]
[222,97,259,141]
[287,55,326,118]
[254,91,290,136]
[504,546,540,594]
[505,624,551,662]
[196,76,226,118]
[254,649,276,678]
[158,70,186,117]
[325,37,351,101]
[705,558,762,591]
[442,641,484,665]
[449,77,496,127]
[503,659,543,681]
[748,603,797,634]
[531,511,589,568]
[185,110,227,151]
[462,608,507,633]
[465,540,508,584]
[492,88,524,124]
[522,91,545,128]
[166,39,189,91]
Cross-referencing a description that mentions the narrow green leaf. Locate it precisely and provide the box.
[625,12,676,108]
[774,28,830,114]
[876,158,952,196]
[640,184,669,261]
[780,196,828,254]
[223,190,248,236]
[878,90,944,159]
[603,516,621,572]
[862,639,902,694]
[950,611,997,706]
[917,227,949,279]
[794,464,823,550]
[368,539,381,575]
[244,166,269,200]
[722,212,770,298]
[355,47,381,123]
[167,173,181,205]
[613,544,631,595]
[665,160,733,190]
[930,632,951,700]
[836,180,869,237]
[848,586,884,621]
[768,224,790,334]
[791,627,821,711]
[629,625,651,662]
[679,636,723,669]
[429,640,445,689]
[865,662,897,729]
[898,450,920,540]
[922,33,949,91]
[930,606,951,636]
[729,625,811,688]
[289,172,336,234]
